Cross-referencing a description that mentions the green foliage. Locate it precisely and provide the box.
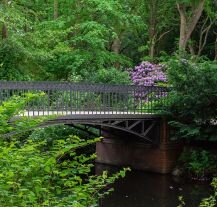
[177,196,186,207]
[91,68,130,84]
[199,178,217,207]
[0,95,130,206]
[0,135,130,206]
[166,59,217,141]
[0,0,216,81]
[0,39,32,80]
[177,178,217,207]
[180,149,217,178]
[0,93,49,136]
[29,125,91,142]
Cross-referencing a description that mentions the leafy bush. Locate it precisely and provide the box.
[0,93,49,136]
[166,59,217,141]
[0,135,129,206]
[91,67,130,84]
[0,95,130,206]
[0,39,32,80]
[199,178,217,207]
[180,149,217,179]
[178,178,217,207]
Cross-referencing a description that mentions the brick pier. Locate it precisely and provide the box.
[96,119,183,174]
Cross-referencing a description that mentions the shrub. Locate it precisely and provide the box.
[0,95,130,206]
[166,59,217,141]
[178,178,217,207]
[91,67,130,84]
[199,178,217,207]
[180,149,217,179]
[0,135,129,206]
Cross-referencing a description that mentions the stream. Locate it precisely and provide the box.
[97,164,212,207]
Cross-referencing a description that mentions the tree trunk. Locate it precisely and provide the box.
[148,0,158,60]
[2,0,8,39]
[111,37,121,68]
[2,24,8,39]
[54,0,59,20]
[177,1,205,51]
[188,41,195,56]
[149,39,156,60]
[177,4,187,50]
[215,36,217,60]
[111,37,121,54]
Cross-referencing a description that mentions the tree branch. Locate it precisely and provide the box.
[156,30,172,43]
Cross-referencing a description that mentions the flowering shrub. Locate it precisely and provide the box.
[129,61,167,86]
[128,62,168,112]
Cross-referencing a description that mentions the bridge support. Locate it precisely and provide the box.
[96,119,183,174]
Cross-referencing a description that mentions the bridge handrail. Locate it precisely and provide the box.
[0,81,169,115]
[0,81,168,92]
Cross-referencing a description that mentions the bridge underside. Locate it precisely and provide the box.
[43,114,161,144]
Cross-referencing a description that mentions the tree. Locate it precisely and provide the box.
[137,0,177,60]
[1,0,9,39]
[176,0,205,51]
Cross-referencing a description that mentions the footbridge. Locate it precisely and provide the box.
[0,81,169,143]
[0,81,181,173]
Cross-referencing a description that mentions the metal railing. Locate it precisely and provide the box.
[0,81,169,116]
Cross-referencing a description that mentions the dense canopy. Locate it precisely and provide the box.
[0,0,216,82]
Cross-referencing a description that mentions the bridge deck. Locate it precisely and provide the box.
[21,111,160,120]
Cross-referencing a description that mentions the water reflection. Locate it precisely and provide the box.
[96,164,211,207]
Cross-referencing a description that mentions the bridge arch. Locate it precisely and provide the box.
[44,115,161,144]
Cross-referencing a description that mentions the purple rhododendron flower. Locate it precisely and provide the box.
[129,61,167,86]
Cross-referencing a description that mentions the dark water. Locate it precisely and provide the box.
[96,164,212,207]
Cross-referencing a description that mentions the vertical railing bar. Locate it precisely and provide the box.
[139,88,143,114]
[26,89,29,117]
[79,90,81,114]
[92,91,94,114]
[42,89,45,116]
[56,90,59,115]
[133,88,136,114]
[62,90,64,115]
[111,91,114,114]
[147,87,150,114]
[126,90,129,114]
[116,92,118,114]
[75,90,77,115]
[66,90,68,115]
[70,87,72,115]
[37,89,39,116]
[78,89,80,114]
[81,90,82,114]
[151,87,153,114]
[107,89,109,115]
[103,90,105,114]
[88,91,90,114]
[48,89,50,116]
[32,88,35,117]
[100,91,102,115]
